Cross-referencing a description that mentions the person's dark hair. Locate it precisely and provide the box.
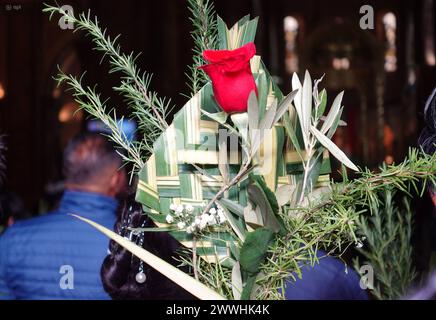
[418,88,436,155]
[101,197,195,300]
[63,132,122,185]
[0,191,29,227]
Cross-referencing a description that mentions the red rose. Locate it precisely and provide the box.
[200,42,258,113]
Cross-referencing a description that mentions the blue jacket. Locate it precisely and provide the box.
[0,190,118,300]
[284,250,368,300]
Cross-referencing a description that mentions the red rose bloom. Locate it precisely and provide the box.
[200,42,258,113]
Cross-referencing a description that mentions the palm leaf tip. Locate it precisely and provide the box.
[69,213,226,300]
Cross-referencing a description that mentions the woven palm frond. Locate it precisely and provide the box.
[135,16,331,266]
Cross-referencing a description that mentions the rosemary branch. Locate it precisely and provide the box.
[43,3,171,145]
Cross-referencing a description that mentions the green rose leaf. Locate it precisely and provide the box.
[239,228,275,274]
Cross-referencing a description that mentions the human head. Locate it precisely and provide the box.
[100,195,195,300]
[418,88,436,206]
[63,132,127,198]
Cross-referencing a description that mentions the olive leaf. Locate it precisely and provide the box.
[259,99,277,132]
[251,99,277,157]
[282,112,302,153]
[273,89,299,125]
[230,113,249,144]
[326,106,345,139]
[243,203,263,231]
[216,200,246,241]
[231,262,243,300]
[310,125,359,171]
[320,91,344,134]
[302,70,313,146]
[219,198,245,218]
[247,175,282,233]
[252,90,298,157]
[292,72,309,149]
[276,184,296,207]
[201,109,228,124]
[316,89,327,121]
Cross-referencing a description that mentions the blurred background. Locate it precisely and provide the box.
[0,0,435,214]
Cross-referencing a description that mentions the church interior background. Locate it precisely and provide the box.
[0,0,435,213]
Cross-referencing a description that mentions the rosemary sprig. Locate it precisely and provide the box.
[43,3,173,154]
[56,71,144,173]
[185,0,218,97]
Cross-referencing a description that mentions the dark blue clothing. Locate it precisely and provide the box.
[284,250,368,300]
[0,191,117,300]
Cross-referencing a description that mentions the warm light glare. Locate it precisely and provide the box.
[58,102,83,123]
[284,16,300,74]
[423,0,436,66]
[52,87,62,99]
[332,57,350,70]
[383,12,396,29]
[425,51,436,66]
[383,12,397,72]
[0,83,5,100]
[284,16,299,32]
[385,155,394,165]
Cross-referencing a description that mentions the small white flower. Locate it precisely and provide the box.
[165,215,174,224]
[169,204,177,211]
[199,219,208,230]
[207,215,216,226]
[177,221,186,230]
[194,218,201,226]
[217,211,226,223]
[356,242,363,249]
[186,226,194,234]
[175,205,184,214]
[209,208,217,215]
[186,204,194,213]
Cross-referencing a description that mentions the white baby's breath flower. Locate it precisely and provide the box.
[186,226,194,234]
[207,215,216,225]
[165,215,174,224]
[209,208,217,215]
[186,204,194,213]
[169,203,177,211]
[177,221,186,230]
[175,205,184,214]
[217,210,226,223]
[356,242,363,249]
[194,218,201,226]
[199,218,208,230]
